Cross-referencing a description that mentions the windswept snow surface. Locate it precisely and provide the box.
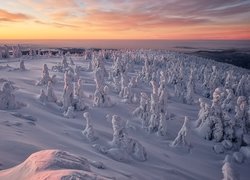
[0,51,249,180]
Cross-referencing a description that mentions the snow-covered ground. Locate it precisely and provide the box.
[0,50,249,180]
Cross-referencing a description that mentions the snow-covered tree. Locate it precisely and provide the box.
[111,115,127,147]
[0,82,17,109]
[47,81,57,103]
[39,89,47,103]
[119,72,129,98]
[111,115,147,161]
[93,67,112,107]
[148,80,160,133]
[133,92,150,128]
[196,98,209,127]
[63,106,75,118]
[234,96,248,147]
[62,56,69,69]
[171,116,190,147]
[209,88,224,142]
[185,69,195,104]
[82,112,97,141]
[235,75,247,97]
[36,64,51,86]
[63,71,74,112]
[19,60,26,71]
[222,89,235,113]
[222,155,238,180]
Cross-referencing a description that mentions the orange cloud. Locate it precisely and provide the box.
[0,9,32,22]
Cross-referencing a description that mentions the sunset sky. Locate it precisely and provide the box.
[0,0,250,40]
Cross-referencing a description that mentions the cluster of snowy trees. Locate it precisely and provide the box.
[197,87,250,150]
[37,57,88,117]
[91,114,147,162]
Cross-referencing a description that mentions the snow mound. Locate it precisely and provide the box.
[0,149,112,180]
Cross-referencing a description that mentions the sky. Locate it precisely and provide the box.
[0,0,250,40]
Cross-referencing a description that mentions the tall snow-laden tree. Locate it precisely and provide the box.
[0,82,17,110]
[37,64,51,86]
[171,116,190,147]
[82,112,97,141]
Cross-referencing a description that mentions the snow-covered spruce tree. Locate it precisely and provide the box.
[87,58,93,71]
[63,71,74,112]
[222,155,238,180]
[122,83,133,103]
[3,45,9,58]
[234,96,248,147]
[74,65,80,83]
[224,70,233,89]
[62,56,69,70]
[36,64,51,86]
[235,75,247,97]
[47,81,57,103]
[111,115,147,161]
[174,76,185,102]
[184,69,195,105]
[209,66,220,96]
[201,66,212,98]
[12,45,22,58]
[0,81,17,110]
[111,115,127,148]
[119,72,129,98]
[209,88,224,142]
[63,106,75,118]
[39,89,47,103]
[171,116,190,147]
[222,111,235,142]
[196,98,208,128]
[157,89,169,136]
[222,89,236,113]
[19,60,26,71]
[93,67,112,107]
[157,111,169,136]
[82,112,97,141]
[75,79,85,98]
[148,80,160,133]
[132,92,150,128]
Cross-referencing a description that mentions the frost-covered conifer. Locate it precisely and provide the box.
[37,64,51,86]
[19,60,25,71]
[82,112,97,141]
[62,56,69,69]
[39,89,47,103]
[133,92,150,128]
[119,72,129,98]
[171,116,190,147]
[224,70,233,89]
[236,75,246,97]
[148,81,160,132]
[111,115,147,161]
[63,106,75,118]
[222,89,235,113]
[47,81,57,103]
[63,72,74,111]
[185,70,195,104]
[210,88,224,142]
[0,82,17,109]
[196,98,208,128]
[234,96,248,147]
[222,155,238,180]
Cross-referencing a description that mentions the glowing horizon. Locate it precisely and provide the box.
[0,0,250,40]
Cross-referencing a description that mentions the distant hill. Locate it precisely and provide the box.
[188,49,250,69]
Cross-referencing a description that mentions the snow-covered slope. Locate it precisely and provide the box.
[0,51,249,180]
